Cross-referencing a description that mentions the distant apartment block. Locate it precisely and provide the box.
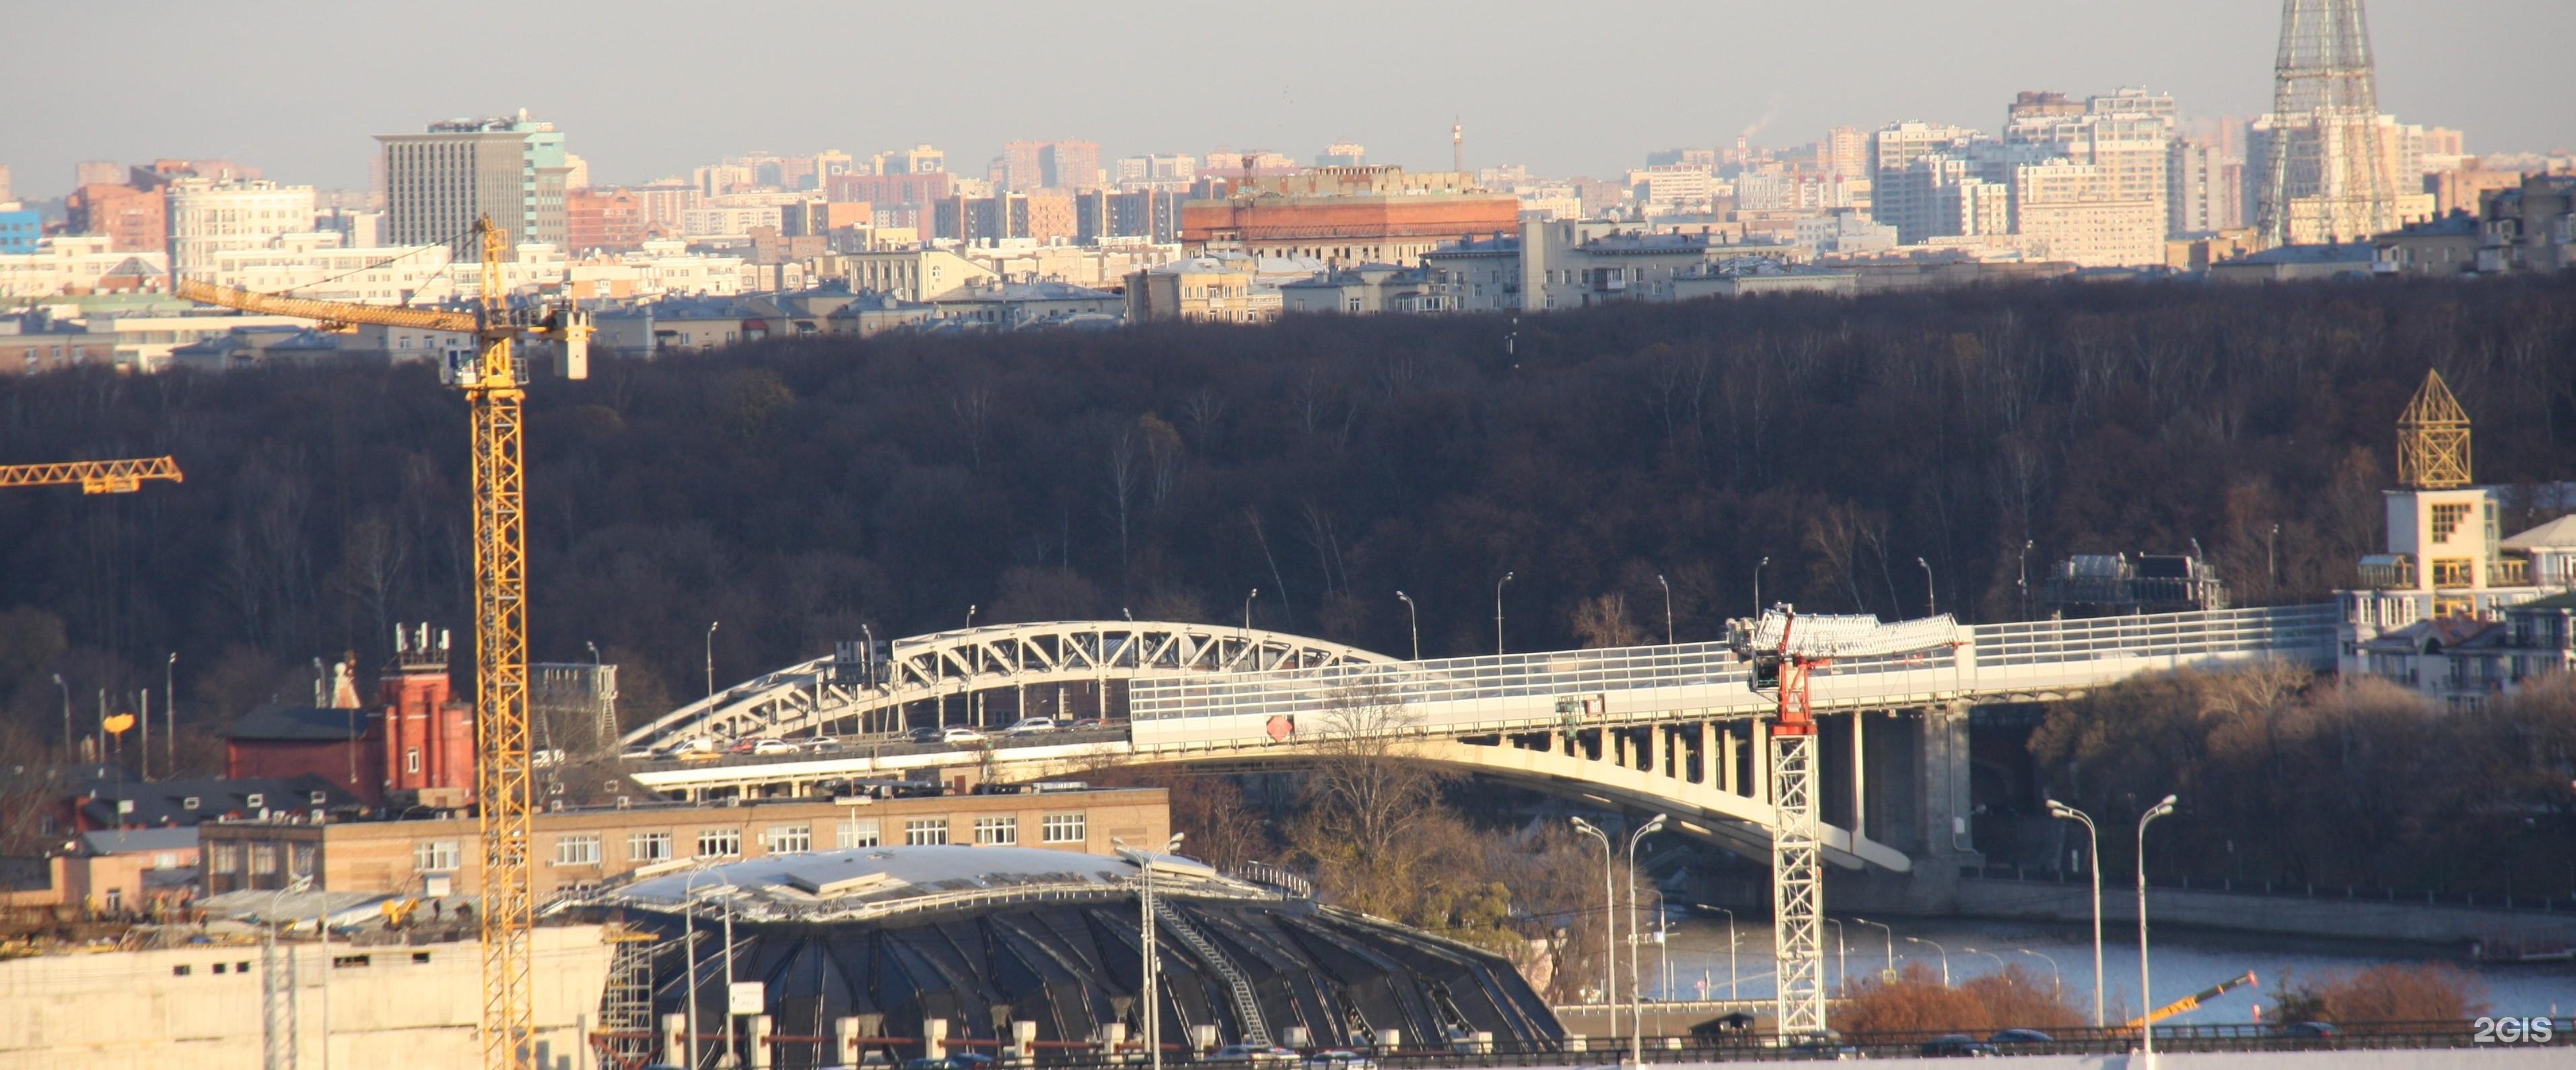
[378,112,571,254]
[65,181,166,254]
[166,178,316,277]
[565,188,647,253]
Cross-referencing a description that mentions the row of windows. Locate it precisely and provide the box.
[361,813,1096,877]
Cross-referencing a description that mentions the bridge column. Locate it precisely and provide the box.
[1751,719,1771,805]
[1646,723,1665,777]
[1850,712,1867,843]
[1718,723,1736,795]
[1694,720,1714,785]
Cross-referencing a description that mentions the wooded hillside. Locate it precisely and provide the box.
[3,276,2573,750]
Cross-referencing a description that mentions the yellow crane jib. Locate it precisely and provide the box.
[0,456,184,495]
[2126,970,2260,1030]
[176,216,580,1068]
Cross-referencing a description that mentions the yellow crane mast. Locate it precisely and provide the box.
[0,456,184,494]
[176,218,587,1069]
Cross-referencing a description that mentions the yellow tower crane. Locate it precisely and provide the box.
[0,456,184,494]
[176,217,588,1069]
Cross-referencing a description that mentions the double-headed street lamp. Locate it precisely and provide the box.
[2045,799,2106,1027]
[1625,814,1667,1063]
[1395,592,1420,660]
[1116,833,1187,1070]
[2138,794,2180,1063]
[1568,817,1616,1018]
[1904,935,1949,986]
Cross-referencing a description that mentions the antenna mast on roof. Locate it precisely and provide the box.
[1452,119,1463,175]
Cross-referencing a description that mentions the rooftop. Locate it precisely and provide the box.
[585,845,1262,923]
[225,704,374,742]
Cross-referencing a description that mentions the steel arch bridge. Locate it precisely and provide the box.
[621,619,1402,749]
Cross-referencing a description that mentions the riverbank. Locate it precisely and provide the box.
[1955,876,2576,948]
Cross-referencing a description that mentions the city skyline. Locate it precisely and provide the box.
[4,0,2571,197]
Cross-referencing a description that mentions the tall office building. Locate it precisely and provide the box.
[377,111,569,256]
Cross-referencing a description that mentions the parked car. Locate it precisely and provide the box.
[1778,1031,1857,1059]
[750,738,798,756]
[939,726,987,744]
[1003,717,1058,735]
[1987,1028,2053,1046]
[1918,1034,1999,1057]
[905,726,945,744]
[1210,1044,1296,1063]
[1303,1050,1375,1070]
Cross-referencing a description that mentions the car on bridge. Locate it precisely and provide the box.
[1918,1033,2000,1057]
[1004,717,1059,735]
[940,726,987,745]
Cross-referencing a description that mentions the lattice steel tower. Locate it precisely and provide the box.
[2256,0,2398,247]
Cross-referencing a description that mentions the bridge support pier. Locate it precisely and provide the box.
[1834,703,1978,915]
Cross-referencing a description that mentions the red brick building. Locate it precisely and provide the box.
[565,187,647,252]
[223,705,386,806]
[1179,168,1521,267]
[381,628,476,810]
[65,182,167,253]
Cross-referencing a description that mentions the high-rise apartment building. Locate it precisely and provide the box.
[1821,127,1869,182]
[1869,123,1988,244]
[167,178,316,277]
[1040,142,1099,192]
[66,182,168,254]
[2004,88,2175,246]
[74,161,125,188]
[377,112,570,255]
[2168,138,2241,235]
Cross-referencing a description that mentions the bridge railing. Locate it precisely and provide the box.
[1967,604,2339,669]
[1130,605,2342,742]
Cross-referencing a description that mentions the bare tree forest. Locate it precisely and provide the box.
[3,276,2575,773]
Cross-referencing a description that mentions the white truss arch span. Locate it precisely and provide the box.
[621,620,1401,748]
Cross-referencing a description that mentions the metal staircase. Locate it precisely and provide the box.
[1152,899,1269,1046]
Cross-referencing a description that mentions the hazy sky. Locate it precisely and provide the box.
[5,1,2569,198]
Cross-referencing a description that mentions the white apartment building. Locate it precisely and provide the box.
[2003,90,2173,259]
[1626,166,1719,214]
[1877,153,2011,246]
[840,248,999,301]
[378,112,571,256]
[1418,219,1808,314]
[203,233,454,304]
[681,205,784,239]
[167,179,316,278]
[0,236,166,297]
[2167,138,2240,235]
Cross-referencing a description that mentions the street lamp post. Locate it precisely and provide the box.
[1568,818,1617,1020]
[53,674,70,760]
[1821,917,1846,995]
[703,622,720,699]
[1962,946,2008,978]
[1494,572,1515,655]
[1916,557,1936,617]
[1115,833,1186,1070]
[2017,949,2062,999]
[2138,795,2179,1063]
[2018,540,2034,621]
[1904,936,1950,986]
[1852,917,1894,974]
[166,653,178,775]
[1710,906,1739,999]
[1753,557,1769,616]
[966,604,977,630]
[1657,574,1673,645]
[2046,799,2106,1028]
[2268,523,2281,592]
[1624,814,1667,1064]
[1243,588,1259,631]
[1396,592,1420,661]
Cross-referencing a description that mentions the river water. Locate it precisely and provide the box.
[1626,912,2575,1023]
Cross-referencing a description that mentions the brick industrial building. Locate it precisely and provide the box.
[1179,166,1521,267]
